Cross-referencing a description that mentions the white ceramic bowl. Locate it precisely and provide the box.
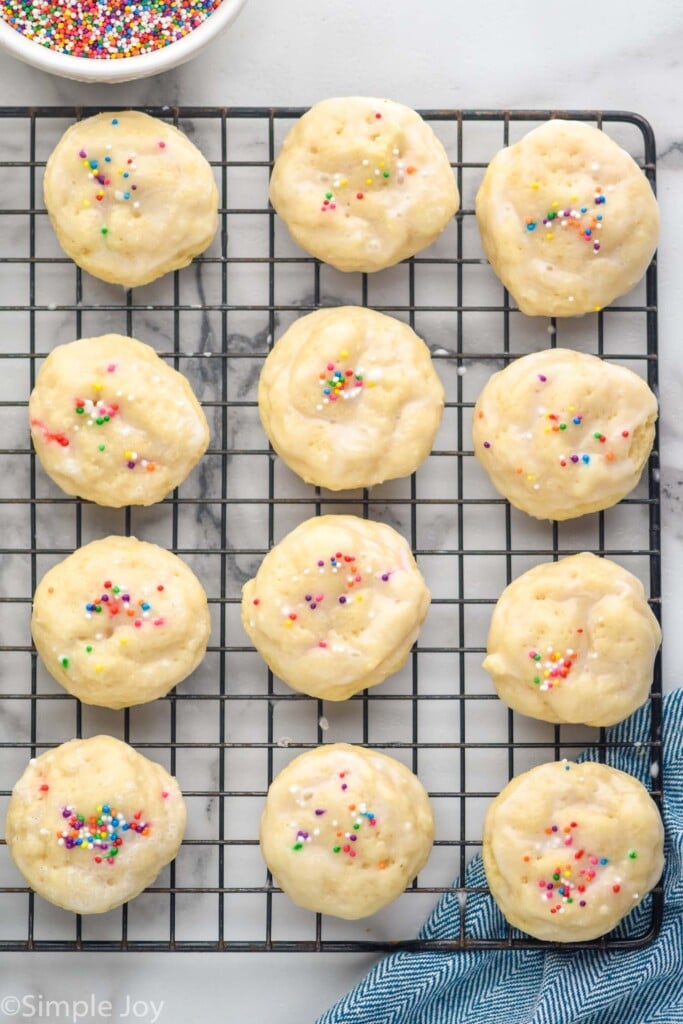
[0,0,249,82]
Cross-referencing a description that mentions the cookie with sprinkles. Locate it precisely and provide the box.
[482,760,663,941]
[5,736,186,914]
[484,553,661,727]
[258,306,444,490]
[260,743,434,919]
[475,119,659,316]
[32,536,211,709]
[472,348,657,520]
[269,97,459,272]
[29,334,209,507]
[43,111,218,288]
[241,515,430,700]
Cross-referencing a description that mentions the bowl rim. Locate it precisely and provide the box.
[0,0,249,81]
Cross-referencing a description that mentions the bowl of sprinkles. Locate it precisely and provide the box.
[0,0,249,81]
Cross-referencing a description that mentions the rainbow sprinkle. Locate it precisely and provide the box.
[319,359,364,403]
[525,184,606,254]
[38,360,162,471]
[528,645,578,690]
[522,820,623,915]
[1,0,223,59]
[123,449,157,472]
[74,123,170,243]
[84,579,165,629]
[33,363,124,455]
[74,122,160,236]
[319,131,417,214]
[251,551,393,645]
[534,381,629,470]
[315,351,381,413]
[290,771,381,864]
[74,392,119,425]
[56,802,150,865]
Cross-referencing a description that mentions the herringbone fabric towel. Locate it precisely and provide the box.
[317,690,683,1024]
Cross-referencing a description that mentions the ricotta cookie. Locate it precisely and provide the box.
[241,515,430,700]
[258,306,444,490]
[32,536,211,710]
[476,119,659,316]
[472,348,657,520]
[260,743,434,919]
[5,736,186,915]
[29,334,209,507]
[483,553,661,727]
[482,760,664,942]
[269,97,459,272]
[44,111,218,288]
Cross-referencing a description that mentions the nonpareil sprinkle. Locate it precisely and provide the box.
[1,0,223,60]
[84,579,165,629]
[318,358,365,406]
[56,801,151,864]
[528,644,578,691]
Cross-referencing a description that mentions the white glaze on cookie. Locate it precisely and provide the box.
[484,553,661,726]
[472,348,657,520]
[5,736,186,914]
[258,307,444,490]
[483,760,663,941]
[269,97,459,272]
[476,120,659,316]
[44,111,218,288]
[32,536,211,709]
[29,334,209,507]
[241,515,430,700]
[260,743,434,919]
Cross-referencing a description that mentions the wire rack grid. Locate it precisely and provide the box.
[0,106,662,953]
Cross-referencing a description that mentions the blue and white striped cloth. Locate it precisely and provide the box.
[317,690,683,1024]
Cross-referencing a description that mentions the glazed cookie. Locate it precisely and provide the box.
[472,348,657,520]
[32,536,211,710]
[483,553,661,727]
[5,736,186,914]
[269,97,459,272]
[44,110,218,288]
[241,515,430,700]
[258,307,444,490]
[482,760,664,942]
[260,743,434,919]
[29,334,209,507]
[476,120,659,316]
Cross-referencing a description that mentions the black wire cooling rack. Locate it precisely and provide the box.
[0,107,662,952]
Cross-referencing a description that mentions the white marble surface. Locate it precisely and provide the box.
[0,0,681,1020]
